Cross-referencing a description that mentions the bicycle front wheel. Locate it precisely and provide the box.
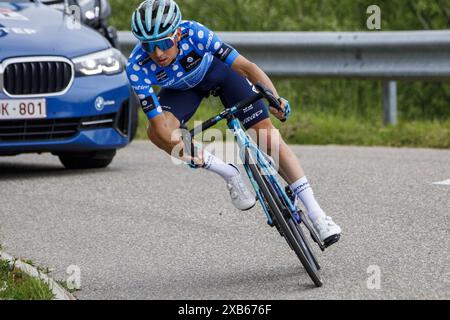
[246,149,323,287]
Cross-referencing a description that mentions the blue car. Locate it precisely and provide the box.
[0,0,138,169]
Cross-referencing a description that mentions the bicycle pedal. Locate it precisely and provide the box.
[324,234,341,248]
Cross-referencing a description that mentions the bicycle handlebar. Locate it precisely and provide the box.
[254,82,282,112]
[182,83,285,168]
[188,82,283,137]
[255,83,287,123]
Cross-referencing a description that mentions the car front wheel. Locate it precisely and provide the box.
[58,150,116,169]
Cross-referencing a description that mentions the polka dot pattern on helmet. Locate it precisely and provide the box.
[131,0,182,42]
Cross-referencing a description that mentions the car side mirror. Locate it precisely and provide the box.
[73,0,112,28]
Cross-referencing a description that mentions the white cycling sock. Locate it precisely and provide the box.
[290,177,326,222]
[202,150,240,181]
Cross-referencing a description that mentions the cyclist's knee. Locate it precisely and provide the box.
[146,114,181,152]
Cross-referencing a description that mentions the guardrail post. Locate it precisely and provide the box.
[383,81,398,125]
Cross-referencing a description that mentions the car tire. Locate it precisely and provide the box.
[58,150,116,170]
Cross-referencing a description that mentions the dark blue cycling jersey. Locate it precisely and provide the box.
[126,20,240,120]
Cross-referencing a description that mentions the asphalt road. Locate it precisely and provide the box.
[0,141,449,300]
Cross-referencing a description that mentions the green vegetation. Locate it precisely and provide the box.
[0,260,54,300]
[136,92,450,148]
[112,0,450,148]
[110,0,450,31]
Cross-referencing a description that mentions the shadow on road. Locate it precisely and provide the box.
[146,264,317,299]
[0,162,116,181]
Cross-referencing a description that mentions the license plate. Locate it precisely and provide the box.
[0,99,47,120]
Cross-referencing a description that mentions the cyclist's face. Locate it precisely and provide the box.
[148,29,181,67]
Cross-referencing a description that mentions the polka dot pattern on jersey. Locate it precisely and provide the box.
[127,21,239,97]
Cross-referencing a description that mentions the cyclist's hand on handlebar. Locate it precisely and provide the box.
[253,83,291,122]
[269,97,291,122]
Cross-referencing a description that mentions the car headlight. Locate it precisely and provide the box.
[73,48,125,76]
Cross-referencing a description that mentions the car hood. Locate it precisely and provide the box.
[0,1,111,61]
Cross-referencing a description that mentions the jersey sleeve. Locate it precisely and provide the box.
[126,60,163,120]
[189,21,240,67]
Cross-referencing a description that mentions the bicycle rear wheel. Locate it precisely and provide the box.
[246,149,323,287]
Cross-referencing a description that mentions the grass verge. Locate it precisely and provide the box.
[135,98,450,149]
[0,258,54,300]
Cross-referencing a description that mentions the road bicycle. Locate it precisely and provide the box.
[181,83,339,287]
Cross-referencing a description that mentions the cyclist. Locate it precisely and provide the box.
[127,0,341,245]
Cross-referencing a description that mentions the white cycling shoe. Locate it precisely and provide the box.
[226,166,256,211]
[312,216,342,246]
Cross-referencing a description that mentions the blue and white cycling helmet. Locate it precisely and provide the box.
[131,0,182,42]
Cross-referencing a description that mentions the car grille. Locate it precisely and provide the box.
[0,118,80,142]
[0,114,116,142]
[3,61,73,96]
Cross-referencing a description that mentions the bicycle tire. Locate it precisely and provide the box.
[264,175,323,281]
[289,219,321,271]
[246,149,323,287]
[267,179,322,272]
[255,154,322,274]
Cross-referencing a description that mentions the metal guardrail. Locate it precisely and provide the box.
[118,30,450,125]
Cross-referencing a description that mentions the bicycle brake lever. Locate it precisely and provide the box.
[254,82,281,111]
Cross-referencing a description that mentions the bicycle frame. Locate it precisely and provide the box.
[227,113,326,253]
[183,83,306,228]
[226,116,302,226]
[183,85,328,284]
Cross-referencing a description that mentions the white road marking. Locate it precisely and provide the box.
[433,179,450,186]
